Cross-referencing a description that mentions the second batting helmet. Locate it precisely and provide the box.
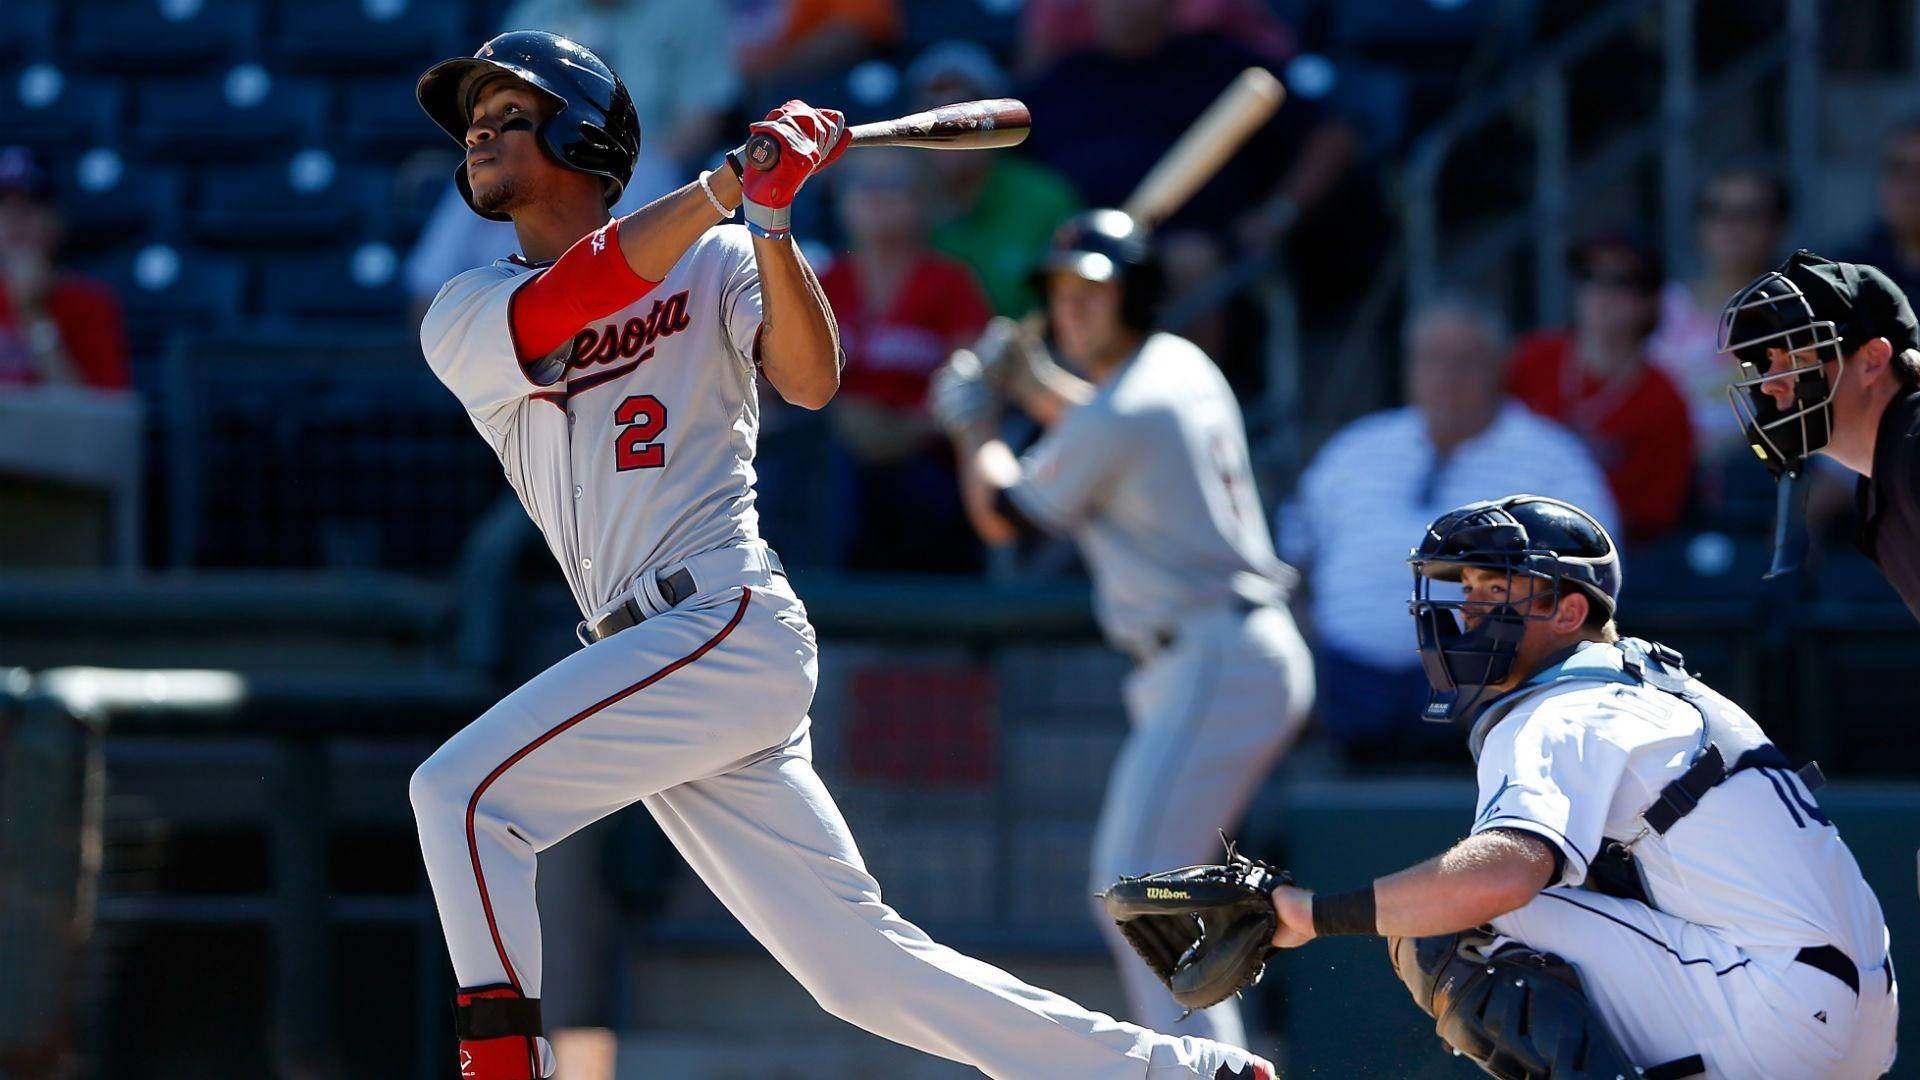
[1030,209,1165,331]
[417,30,640,222]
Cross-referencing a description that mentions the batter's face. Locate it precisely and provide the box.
[1046,272,1127,369]
[464,77,561,217]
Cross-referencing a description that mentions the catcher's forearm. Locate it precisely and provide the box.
[1361,832,1557,938]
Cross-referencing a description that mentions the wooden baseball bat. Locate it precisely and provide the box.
[742,98,1031,171]
[1122,68,1283,228]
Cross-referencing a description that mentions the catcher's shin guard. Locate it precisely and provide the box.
[1388,931,1648,1080]
[454,984,545,1079]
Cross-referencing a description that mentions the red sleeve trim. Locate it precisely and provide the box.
[508,217,660,365]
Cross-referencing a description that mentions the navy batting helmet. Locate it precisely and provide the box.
[1030,209,1165,331]
[417,30,640,222]
[1407,495,1621,722]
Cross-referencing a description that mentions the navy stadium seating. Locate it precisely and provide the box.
[271,0,465,76]
[188,160,379,249]
[66,0,259,74]
[253,246,409,325]
[342,78,443,160]
[0,67,124,151]
[81,244,246,346]
[133,71,330,161]
[59,155,184,256]
[0,1,62,67]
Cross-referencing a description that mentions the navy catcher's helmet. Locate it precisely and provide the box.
[1030,209,1166,331]
[1407,495,1621,723]
[417,30,640,222]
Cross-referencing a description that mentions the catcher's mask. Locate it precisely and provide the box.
[1409,496,1620,723]
[1716,256,1847,476]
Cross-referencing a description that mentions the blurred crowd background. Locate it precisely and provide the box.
[2,0,1919,1077]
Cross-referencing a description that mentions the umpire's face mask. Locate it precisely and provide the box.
[1409,566,1535,724]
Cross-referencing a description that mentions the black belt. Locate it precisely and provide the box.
[1134,597,1260,663]
[1795,943,1861,995]
[583,553,784,644]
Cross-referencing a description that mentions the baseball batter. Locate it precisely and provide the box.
[408,31,1278,1080]
[933,209,1312,1049]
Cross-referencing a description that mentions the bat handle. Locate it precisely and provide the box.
[741,133,781,172]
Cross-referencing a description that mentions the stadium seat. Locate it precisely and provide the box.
[80,243,246,347]
[253,244,409,325]
[270,0,464,75]
[66,0,258,74]
[0,65,124,151]
[0,1,61,68]
[343,78,442,160]
[57,149,184,256]
[133,69,329,162]
[187,156,377,249]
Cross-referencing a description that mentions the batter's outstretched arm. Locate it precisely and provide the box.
[751,233,841,409]
[615,167,748,282]
[952,430,1026,548]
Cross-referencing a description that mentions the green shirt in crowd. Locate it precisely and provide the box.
[930,156,1081,317]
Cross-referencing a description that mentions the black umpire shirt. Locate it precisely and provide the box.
[1856,387,1920,621]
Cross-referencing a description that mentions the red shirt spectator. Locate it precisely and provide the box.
[1508,330,1693,541]
[822,253,989,415]
[0,275,129,389]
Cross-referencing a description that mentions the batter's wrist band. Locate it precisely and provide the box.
[743,201,791,239]
[697,170,735,219]
[1311,884,1378,936]
[724,149,745,180]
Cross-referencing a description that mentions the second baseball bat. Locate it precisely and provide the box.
[742,98,1031,172]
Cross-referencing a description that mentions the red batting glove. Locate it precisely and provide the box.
[733,100,847,238]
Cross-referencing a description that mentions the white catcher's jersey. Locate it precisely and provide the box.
[423,224,764,617]
[1471,642,1887,967]
[1008,332,1296,654]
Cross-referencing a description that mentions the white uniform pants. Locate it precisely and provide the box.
[1088,604,1314,1047]
[411,575,1267,1079]
[1493,888,1899,1079]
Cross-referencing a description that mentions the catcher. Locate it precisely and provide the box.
[1105,495,1898,1079]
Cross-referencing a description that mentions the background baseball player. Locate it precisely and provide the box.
[1719,250,1920,616]
[408,30,1278,1080]
[932,208,1313,1049]
[1111,494,1898,1078]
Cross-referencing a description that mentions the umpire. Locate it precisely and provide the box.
[1718,250,1920,617]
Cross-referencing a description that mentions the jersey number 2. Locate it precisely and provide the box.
[614,395,668,471]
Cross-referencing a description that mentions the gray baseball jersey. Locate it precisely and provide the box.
[422,222,764,618]
[1008,331,1296,655]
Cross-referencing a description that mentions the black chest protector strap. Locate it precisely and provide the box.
[1620,640,1825,837]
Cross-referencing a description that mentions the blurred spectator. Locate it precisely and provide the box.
[0,146,142,569]
[0,147,128,390]
[407,0,733,322]
[907,43,1080,317]
[1507,236,1694,542]
[820,149,992,572]
[729,0,901,103]
[1016,0,1296,75]
[1649,166,1789,465]
[1016,0,1377,343]
[1283,298,1616,759]
[1842,116,1920,303]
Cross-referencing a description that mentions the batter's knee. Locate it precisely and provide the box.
[409,742,469,826]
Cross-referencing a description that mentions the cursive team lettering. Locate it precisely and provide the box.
[568,289,692,369]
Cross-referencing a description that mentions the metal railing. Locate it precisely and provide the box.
[1405,0,1821,322]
